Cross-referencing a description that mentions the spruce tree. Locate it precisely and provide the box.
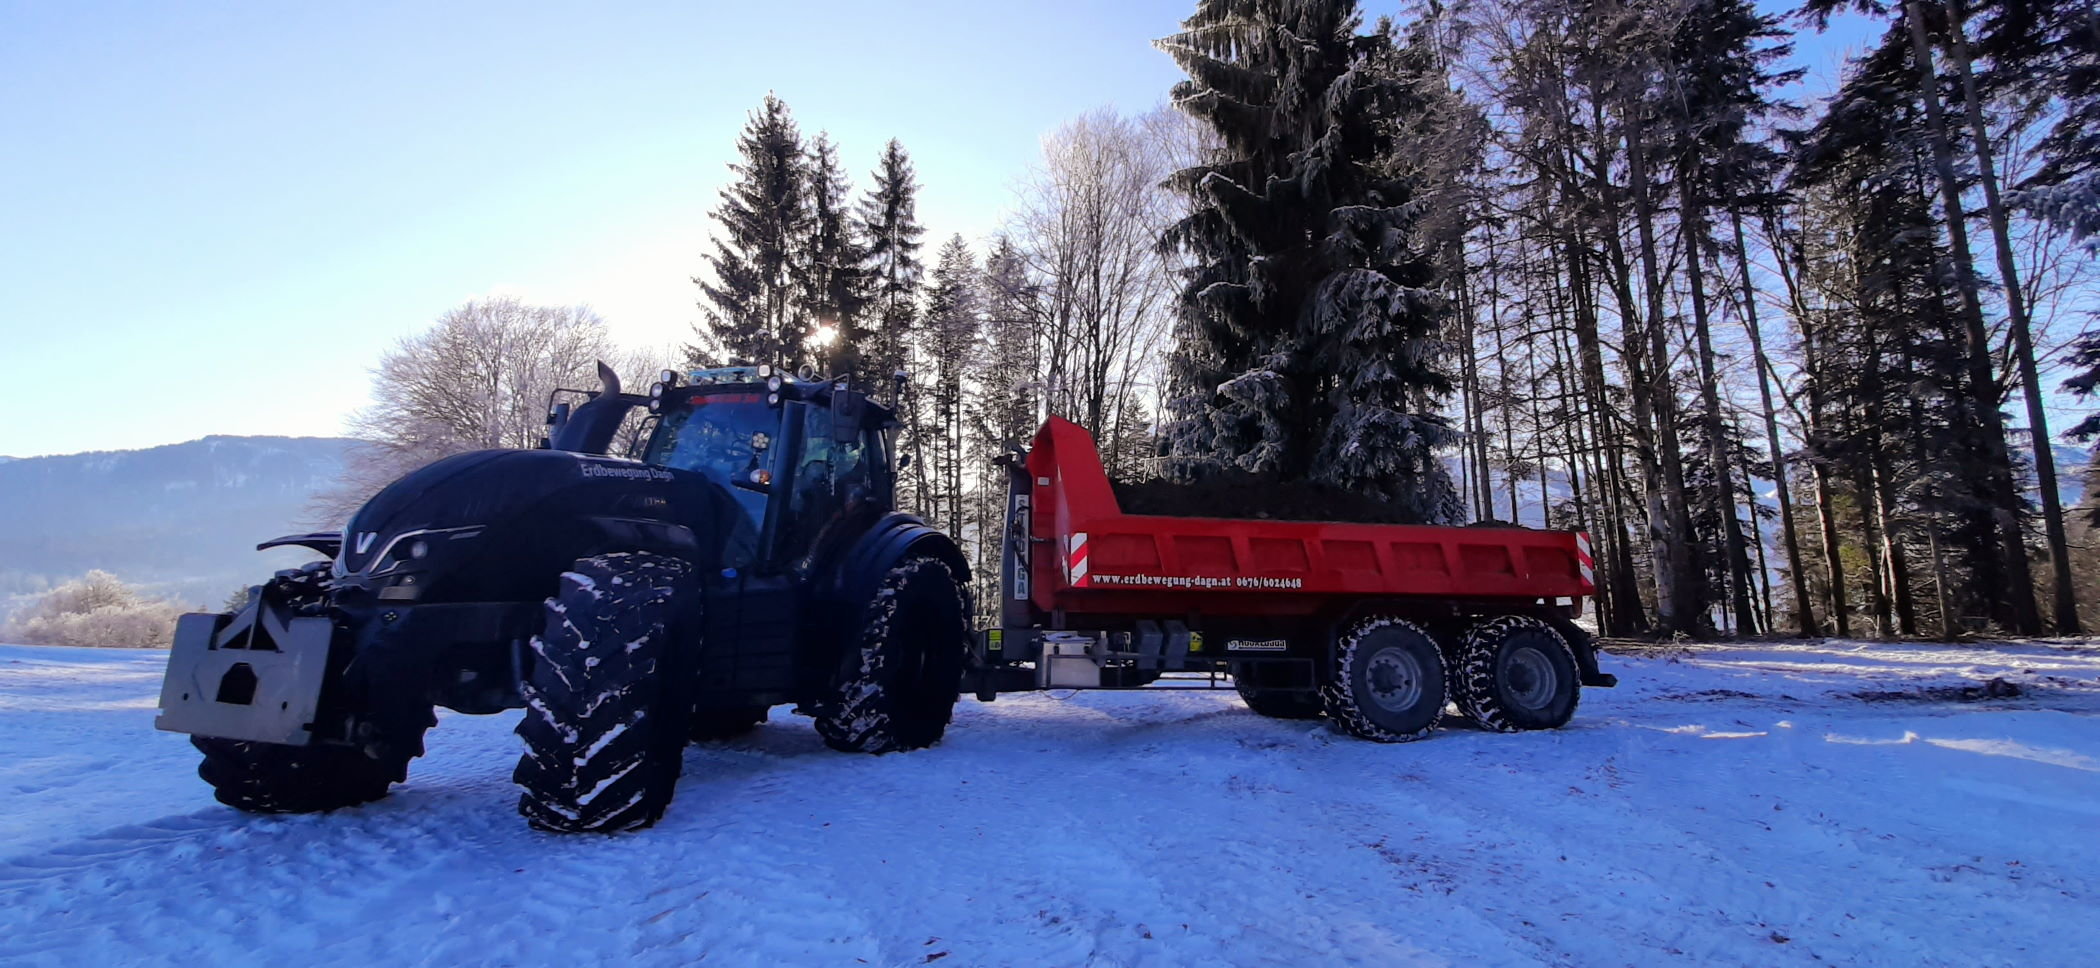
[1156,0,1461,522]
[920,236,982,534]
[970,236,1043,455]
[858,140,926,387]
[692,94,811,368]
[804,133,868,375]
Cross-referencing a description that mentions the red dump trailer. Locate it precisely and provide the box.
[966,417,1616,741]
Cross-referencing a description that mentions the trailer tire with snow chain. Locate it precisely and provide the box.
[816,555,969,754]
[1322,615,1446,742]
[1453,614,1580,731]
[513,552,698,833]
[689,704,768,742]
[1233,664,1325,720]
[193,711,431,814]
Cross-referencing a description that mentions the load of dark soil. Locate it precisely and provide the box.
[1111,470,1430,524]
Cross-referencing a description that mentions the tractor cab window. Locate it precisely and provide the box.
[780,405,874,571]
[643,393,778,528]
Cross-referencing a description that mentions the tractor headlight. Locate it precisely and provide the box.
[767,373,785,392]
[650,382,666,399]
[649,397,663,413]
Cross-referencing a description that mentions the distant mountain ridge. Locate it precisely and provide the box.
[0,436,355,617]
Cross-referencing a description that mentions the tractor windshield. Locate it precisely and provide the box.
[643,392,779,526]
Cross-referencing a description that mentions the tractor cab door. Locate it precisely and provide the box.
[775,402,885,576]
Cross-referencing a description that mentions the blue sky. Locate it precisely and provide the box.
[1,1,1888,458]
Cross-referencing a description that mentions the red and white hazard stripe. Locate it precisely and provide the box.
[1066,532,1090,588]
[1575,532,1595,591]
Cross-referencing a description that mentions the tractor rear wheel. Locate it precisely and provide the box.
[1453,615,1580,731]
[690,704,769,742]
[513,552,698,833]
[816,556,969,754]
[1321,615,1445,742]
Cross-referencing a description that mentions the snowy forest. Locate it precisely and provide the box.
[685,0,2100,640]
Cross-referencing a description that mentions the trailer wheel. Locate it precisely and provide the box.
[1321,616,1445,742]
[816,556,968,754]
[1454,615,1580,731]
[193,710,432,814]
[1232,664,1325,720]
[690,704,768,742]
[513,552,698,833]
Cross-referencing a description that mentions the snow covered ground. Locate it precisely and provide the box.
[2,640,2096,968]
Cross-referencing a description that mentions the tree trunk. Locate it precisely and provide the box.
[1765,210,1852,636]
[1680,181,1759,634]
[1903,0,2041,634]
[1730,209,1818,635]
[1626,111,1702,634]
[1940,0,2078,632]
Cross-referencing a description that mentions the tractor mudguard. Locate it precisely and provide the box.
[257,531,344,558]
[801,513,972,693]
[823,512,971,611]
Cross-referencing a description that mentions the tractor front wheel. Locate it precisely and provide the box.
[194,713,430,814]
[816,556,969,754]
[513,552,699,833]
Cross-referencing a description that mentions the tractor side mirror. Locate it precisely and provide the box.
[830,386,861,443]
[541,402,572,449]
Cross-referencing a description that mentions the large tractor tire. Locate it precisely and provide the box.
[194,712,431,814]
[514,552,699,833]
[1321,615,1446,743]
[1233,664,1325,720]
[689,704,769,742]
[1453,614,1581,731]
[816,556,969,754]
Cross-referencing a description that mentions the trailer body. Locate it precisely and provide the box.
[971,417,1613,706]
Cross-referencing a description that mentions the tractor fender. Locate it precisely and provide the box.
[803,513,972,693]
[823,512,972,611]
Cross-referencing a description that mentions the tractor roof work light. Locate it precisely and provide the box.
[658,369,679,386]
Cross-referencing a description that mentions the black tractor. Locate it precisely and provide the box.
[155,364,972,832]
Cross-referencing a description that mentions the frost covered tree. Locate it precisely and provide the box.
[1156,0,1462,522]
[693,94,811,368]
[858,139,926,385]
[321,298,650,519]
[1011,108,1181,442]
[3,570,182,648]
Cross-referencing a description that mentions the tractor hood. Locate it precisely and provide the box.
[333,448,747,604]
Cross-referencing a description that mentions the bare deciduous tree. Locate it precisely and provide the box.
[315,297,654,522]
[1010,107,1183,470]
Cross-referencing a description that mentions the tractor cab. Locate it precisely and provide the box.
[639,366,898,573]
